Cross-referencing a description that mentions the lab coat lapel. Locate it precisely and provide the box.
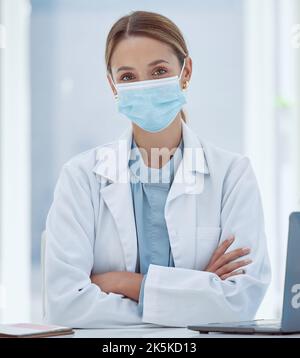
[93,126,138,272]
[100,182,137,272]
[166,120,209,203]
[165,120,209,269]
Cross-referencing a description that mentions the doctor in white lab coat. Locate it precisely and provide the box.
[44,11,271,328]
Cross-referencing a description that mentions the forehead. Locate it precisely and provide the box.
[110,36,177,69]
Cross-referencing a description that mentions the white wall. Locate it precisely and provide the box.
[0,0,31,322]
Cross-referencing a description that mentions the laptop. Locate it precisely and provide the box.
[188,212,300,335]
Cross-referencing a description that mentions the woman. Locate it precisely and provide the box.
[45,11,271,328]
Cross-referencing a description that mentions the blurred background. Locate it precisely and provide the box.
[0,0,299,323]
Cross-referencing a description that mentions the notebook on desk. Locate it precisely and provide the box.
[0,323,74,338]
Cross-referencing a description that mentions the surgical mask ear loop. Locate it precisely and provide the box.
[108,72,119,100]
[178,58,188,91]
[178,58,186,82]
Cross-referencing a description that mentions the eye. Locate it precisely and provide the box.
[153,67,168,77]
[120,72,135,82]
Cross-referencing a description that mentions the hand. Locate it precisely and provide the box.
[204,235,252,280]
[91,272,123,295]
[90,271,143,301]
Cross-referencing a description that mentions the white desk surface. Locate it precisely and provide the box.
[70,327,300,338]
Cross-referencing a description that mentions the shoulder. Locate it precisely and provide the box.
[199,137,252,179]
[58,139,118,182]
[197,138,261,202]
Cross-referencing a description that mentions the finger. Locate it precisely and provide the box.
[215,258,252,276]
[221,269,245,280]
[212,246,251,271]
[208,235,235,265]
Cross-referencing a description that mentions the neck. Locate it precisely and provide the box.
[132,114,183,168]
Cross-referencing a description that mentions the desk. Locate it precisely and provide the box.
[70,327,300,338]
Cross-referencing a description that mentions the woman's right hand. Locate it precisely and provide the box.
[204,235,252,280]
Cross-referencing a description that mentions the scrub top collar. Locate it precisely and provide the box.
[93,118,209,183]
[129,137,184,185]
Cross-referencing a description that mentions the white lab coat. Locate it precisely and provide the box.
[44,119,271,328]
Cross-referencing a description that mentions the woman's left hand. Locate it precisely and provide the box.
[90,271,143,302]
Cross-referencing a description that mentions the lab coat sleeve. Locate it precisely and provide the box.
[44,163,143,328]
[137,274,147,314]
[142,157,271,327]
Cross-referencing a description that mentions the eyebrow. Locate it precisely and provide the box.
[116,59,169,73]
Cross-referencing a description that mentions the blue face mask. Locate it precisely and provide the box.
[110,59,187,133]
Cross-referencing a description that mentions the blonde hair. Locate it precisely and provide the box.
[105,10,188,122]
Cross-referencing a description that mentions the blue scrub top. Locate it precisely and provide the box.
[128,136,184,313]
